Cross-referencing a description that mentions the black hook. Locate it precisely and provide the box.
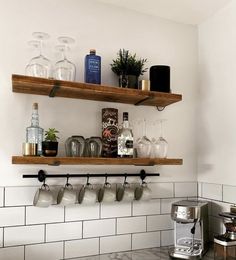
[66,173,70,185]
[105,173,108,184]
[124,173,128,184]
[86,173,90,185]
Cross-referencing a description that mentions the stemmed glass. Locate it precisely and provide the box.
[152,119,168,158]
[135,119,152,158]
[54,36,76,81]
[25,32,51,78]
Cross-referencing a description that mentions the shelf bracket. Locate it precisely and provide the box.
[134,97,150,106]
[48,161,61,166]
[49,83,60,97]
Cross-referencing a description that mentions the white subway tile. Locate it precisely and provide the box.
[117,216,146,234]
[175,182,197,197]
[26,205,64,224]
[4,225,44,246]
[202,183,222,201]
[161,198,185,214]
[0,188,4,207]
[100,234,131,254]
[0,207,25,227]
[101,202,131,218]
[161,230,174,246]
[0,246,24,260]
[211,201,230,217]
[0,228,2,247]
[25,242,63,260]
[65,204,99,221]
[132,231,160,250]
[83,219,115,238]
[149,183,173,198]
[5,186,38,206]
[133,199,160,216]
[223,185,236,204]
[65,238,99,258]
[46,221,82,242]
[147,214,173,231]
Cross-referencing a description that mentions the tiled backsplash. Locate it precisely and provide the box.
[0,181,197,260]
[198,182,236,241]
[2,181,235,260]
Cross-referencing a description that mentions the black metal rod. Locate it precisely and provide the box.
[22,169,160,182]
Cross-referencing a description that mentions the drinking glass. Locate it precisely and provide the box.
[152,119,168,158]
[25,32,51,78]
[54,36,76,81]
[135,119,152,158]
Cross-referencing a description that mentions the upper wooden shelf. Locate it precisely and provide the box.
[12,156,183,166]
[12,74,182,108]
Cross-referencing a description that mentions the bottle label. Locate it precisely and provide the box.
[118,137,133,156]
[85,55,101,84]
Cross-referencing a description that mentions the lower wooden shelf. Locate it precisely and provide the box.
[12,156,183,166]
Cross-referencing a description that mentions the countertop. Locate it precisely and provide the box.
[69,246,214,259]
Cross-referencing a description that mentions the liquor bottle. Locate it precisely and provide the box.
[117,112,133,157]
[26,103,44,155]
[84,49,101,84]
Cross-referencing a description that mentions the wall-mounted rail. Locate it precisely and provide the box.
[22,169,160,182]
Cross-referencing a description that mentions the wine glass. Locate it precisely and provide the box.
[25,32,51,78]
[54,36,76,81]
[135,119,152,158]
[153,119,168,158]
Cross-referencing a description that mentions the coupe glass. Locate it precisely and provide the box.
[25,32,51,78]
[135,119,152,158]
[152,119,168,158]
[54,36,76,81]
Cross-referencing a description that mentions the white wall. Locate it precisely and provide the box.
[198,0,236,184]
[0,0,198,186]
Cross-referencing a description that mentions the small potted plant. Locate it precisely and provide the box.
[42,128,59,157]
[110,49,148,88]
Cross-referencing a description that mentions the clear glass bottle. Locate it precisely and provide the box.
[84,49,101,84]
[117,112,133,157]
[26,103,44,155]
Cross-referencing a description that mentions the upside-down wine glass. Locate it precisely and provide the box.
[153,119,168,158]
[25,32,51,78]
[136,119,152,158]
[54,36,76,81]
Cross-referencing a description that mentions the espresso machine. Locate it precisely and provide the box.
[169,200,209,259]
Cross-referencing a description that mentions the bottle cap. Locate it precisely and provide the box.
[33,103,38,109]
[90,49,96,54]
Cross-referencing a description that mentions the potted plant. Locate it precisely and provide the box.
[110,49,148,88]
[42,128,59,157]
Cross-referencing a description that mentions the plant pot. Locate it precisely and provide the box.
[128,75,138,89]
[118,74,128,88]
[42,141,58,157]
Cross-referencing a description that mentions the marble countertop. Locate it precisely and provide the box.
[70,246,214,260]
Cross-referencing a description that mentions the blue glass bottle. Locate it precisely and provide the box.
[84,49,101,84]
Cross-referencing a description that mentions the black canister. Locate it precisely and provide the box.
[149,65,170,93]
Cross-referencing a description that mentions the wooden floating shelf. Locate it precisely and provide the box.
[12,74,182,108]
[12,156,183,166]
